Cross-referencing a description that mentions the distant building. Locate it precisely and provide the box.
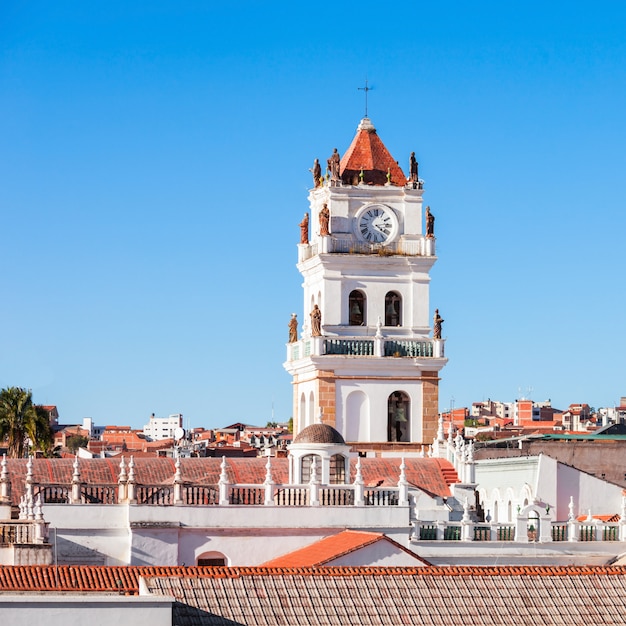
[142,413,183,441]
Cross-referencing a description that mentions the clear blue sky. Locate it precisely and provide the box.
[1,2,625,430]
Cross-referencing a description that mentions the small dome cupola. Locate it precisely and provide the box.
[288,419,354,485]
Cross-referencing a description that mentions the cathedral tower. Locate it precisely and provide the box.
[284,118,447,445]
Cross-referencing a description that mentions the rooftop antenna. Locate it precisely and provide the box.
[358,78,372,118]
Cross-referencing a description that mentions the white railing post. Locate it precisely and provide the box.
[374,318,384,357]
[353,458,364,506]
[174,457,183,505]
[127,456,137,504]
[218,457,230,506]
[118,456,128,503]
[398,458,409,506]
[461,498,473,541]
[71,455,81,505]
[264,456,275,506]
[309,457,320,506]
[567,497,579,542]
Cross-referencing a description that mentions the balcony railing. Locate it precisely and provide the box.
[287,336,444,361]
[325,339,374,356]
[298,237,436,262]
[412,520,626,543]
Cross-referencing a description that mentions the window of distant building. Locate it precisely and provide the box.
[384,291,402,326]
[349,290,366,325]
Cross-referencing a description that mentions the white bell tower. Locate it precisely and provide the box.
[284,117,447,445]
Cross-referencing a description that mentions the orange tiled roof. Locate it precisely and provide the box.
[340,118,406,186]
[2,565,626,595]
[3,456,455,504]
[261,530,428,567]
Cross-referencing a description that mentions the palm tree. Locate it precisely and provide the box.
[0,387,53,458]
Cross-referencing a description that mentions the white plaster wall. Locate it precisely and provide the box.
[554,459,624,520]
[343,390,369,441]
[44,504,130,565]
[0,595,172,626]
[130,527,180,566]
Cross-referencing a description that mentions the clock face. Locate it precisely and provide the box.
[355,205,398,244]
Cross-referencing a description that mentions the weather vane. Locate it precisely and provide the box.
[358,78,372,118]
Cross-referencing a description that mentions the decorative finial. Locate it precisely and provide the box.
[357,78,371,118]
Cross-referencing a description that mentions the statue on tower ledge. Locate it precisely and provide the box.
[288,314,298,343]
[299,213,309,244]
[433,309,444,339]
[327,148,341,183]
[310,305,322,336]
[319,204,330,236]
[425,206,435,238]
[409,152,419,184]
[309,158,322,188]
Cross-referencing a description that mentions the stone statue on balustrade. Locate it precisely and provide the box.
[433,309,444,339]
[288,314,298,343]
[425,205,435,238]
[319,204,330,236]
[299,213,309,244]
[310,304,322,336]
[327,148,341,182]
[309,158,322,188]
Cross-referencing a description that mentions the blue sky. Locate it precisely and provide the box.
[1,2,625,430]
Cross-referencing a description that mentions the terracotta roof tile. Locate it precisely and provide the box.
[340,119,406,186]
[261,530,429,567]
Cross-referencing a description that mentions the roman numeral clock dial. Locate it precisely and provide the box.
[355,204,398,244]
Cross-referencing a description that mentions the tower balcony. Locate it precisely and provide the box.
[286,336,445,362]
[299,236,435,263]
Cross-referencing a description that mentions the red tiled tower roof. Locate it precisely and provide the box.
[340,118,406,186]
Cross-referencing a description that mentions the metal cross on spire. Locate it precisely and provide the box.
[358,79,372,118]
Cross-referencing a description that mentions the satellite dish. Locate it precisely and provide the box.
[174,427,185,440]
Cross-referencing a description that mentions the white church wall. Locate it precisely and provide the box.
[44,504,130,566]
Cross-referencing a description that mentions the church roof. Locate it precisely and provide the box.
[5,566,626,625]
[293,423,345,445]
[340,118,406,186]
[3,456,455,502]
[261,530,429,567]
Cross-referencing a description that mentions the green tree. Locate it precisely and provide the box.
[66,434,89,453]
[0,387,53,458]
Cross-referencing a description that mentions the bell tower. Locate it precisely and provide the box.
[284,117,447,445]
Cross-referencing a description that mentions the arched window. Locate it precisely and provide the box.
[197,551,227,566]
[301,454,320,483]
[384,291,402,326]
[387,391,410,442]
[349,290,366,325]
[329,454,346,484]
